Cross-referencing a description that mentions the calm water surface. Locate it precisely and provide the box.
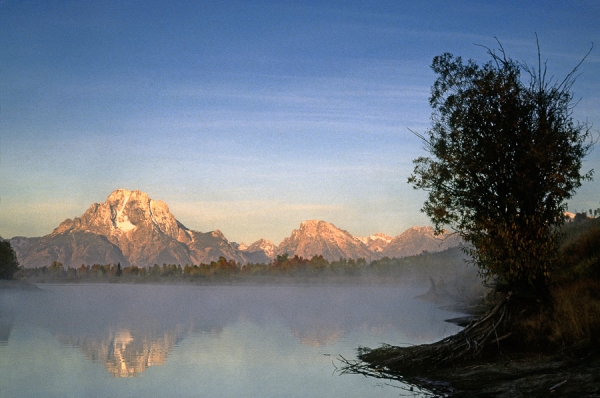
[0,283,463,397]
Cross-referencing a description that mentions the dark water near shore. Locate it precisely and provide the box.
[0,283,463,397]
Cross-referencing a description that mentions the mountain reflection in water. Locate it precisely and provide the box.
[0,282,464,397]
[56,326,187,377]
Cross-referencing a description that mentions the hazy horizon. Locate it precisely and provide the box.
[1,1,599,244]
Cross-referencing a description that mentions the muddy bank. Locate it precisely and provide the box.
[343,344,600,397]
[387,350,600,397]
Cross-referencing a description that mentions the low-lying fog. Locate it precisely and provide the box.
[0,258,482,397]
[1,282,469,345]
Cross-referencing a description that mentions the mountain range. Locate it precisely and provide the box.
[8,189,461,268]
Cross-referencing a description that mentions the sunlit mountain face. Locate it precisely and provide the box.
[275,220,373,261]
[11,189,246,268]
[10,189,462,269]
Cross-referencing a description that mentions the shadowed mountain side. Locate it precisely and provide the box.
[7,236,42,260]
[239,239,277,264]
[187,230,246,265]
[381,226,462,258]
[241,250,272,265]
[11,231,128,268]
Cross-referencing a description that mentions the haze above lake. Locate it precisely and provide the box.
[0,283,464,397]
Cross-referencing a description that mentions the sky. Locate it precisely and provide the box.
[1,0,599,245]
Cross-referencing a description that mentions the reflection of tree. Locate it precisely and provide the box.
[57,325,188,377]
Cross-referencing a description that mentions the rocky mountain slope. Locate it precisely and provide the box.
[9,189,462,268]
[381,226,461,258]
[275,220,373,262]
[239,239,277,264]
[12,189,245,268]
[357,233,393,254]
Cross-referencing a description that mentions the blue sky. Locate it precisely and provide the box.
[1,0,599,244]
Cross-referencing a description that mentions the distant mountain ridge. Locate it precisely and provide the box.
[381,226,461,258]
[276,220,373,262]
[10,189,461,268]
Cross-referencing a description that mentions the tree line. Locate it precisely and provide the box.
[15,251,463,282]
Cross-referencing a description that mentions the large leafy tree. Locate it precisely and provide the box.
[0,240,20,280]
[408,44,593,292]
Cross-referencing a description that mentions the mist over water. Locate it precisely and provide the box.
[0,282,465,397]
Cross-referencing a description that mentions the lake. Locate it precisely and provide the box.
[0,282,463,397]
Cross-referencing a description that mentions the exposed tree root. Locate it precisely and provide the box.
[334,356,440,396]
[336,288,600,396]
[335,355,451,397]
[364,293,511,373]
[352,293,515,375]
[335,293,516,396]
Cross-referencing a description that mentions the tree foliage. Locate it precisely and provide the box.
[0,240,20,280]
[408,43,594,291]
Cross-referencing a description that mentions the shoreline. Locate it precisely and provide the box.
[0,279,41,291]
[389,349,600,397]
[352,291,600,397]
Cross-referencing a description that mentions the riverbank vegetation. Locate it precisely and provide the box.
[345,219,600,396]
[341,41,600,396]
[517,217,600,350]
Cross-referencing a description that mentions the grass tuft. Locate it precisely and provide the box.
[518,279,600,350]
[549,279,600,348]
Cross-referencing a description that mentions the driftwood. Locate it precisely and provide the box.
[334,355,444,397]
[549,379,568,391]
